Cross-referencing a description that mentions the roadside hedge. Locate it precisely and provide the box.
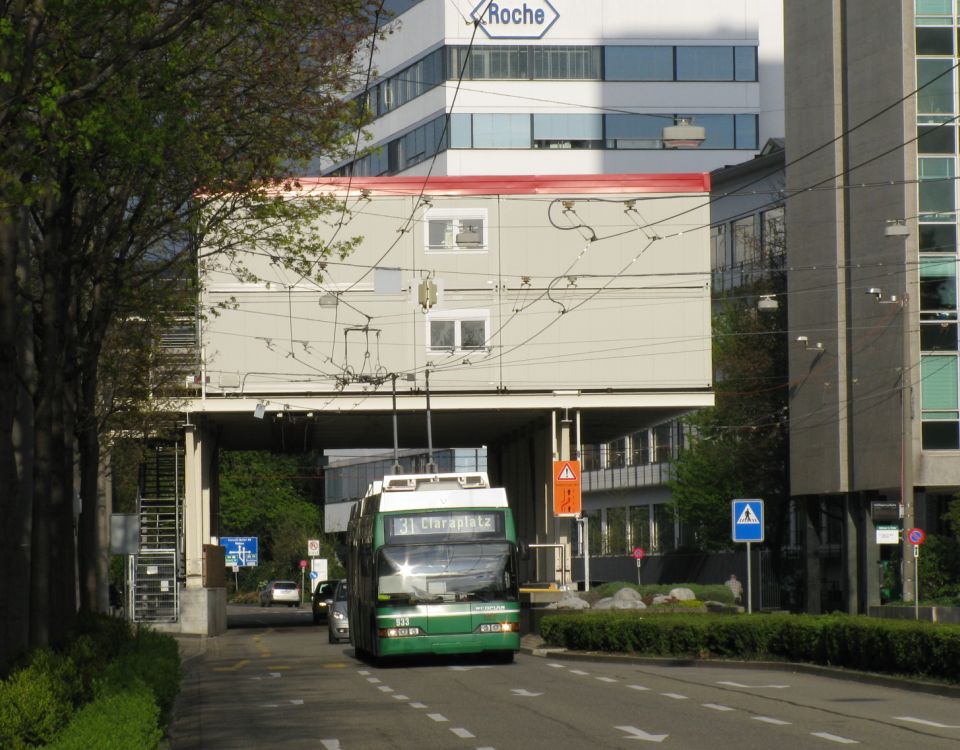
[0,614,180,749]
[539,612,960,683]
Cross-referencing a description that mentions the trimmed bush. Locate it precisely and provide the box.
[540,611,960,683]
[0,615,181,748]
[0,649,80,749]
[46,681,162,750]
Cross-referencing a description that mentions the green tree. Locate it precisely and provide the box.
[219,451,341,584]
[0,0,381,669]
[669,275,789,551]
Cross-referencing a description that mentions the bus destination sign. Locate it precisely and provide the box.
[388,511,501,539]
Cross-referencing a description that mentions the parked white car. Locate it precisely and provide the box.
[259,580,300,607]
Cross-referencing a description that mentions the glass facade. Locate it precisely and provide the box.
[917,3,960,447]
[333,41,762,176]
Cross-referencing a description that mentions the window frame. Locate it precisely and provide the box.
[424,208,489,254]
[425,308,491,354]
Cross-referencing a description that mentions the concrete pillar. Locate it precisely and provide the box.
[842,494,869,614]
[178,420,226,636]
[183,421,214,589]
[803,496,823,614]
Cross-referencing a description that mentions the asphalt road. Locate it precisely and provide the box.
[167,605,960,749]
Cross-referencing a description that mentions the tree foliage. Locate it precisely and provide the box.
[669,274,789,551]
[0,0,382,670]
[219,451,342,584]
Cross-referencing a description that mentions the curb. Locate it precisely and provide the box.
[519,644,960,699]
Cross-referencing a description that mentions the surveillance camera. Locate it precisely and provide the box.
[866,288,882,298]
[796,335,808,343]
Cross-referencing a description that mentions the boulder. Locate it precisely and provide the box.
[612,587,643,602]
[668,587,696,601]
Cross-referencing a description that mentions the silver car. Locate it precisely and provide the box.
[259,580,300,607]
[327,579,349,644]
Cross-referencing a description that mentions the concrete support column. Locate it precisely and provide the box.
[183,422,213,590]
[842,494,861,614]
[803,496,823,614]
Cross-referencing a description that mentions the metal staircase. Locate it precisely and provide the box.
[134,444,184,622]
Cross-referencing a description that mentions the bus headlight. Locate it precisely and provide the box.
[379,626,423,638]
[476,622,517,633]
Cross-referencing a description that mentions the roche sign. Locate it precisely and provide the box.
[470,0,559,39]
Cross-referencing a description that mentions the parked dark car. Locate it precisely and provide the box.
[311,579,339,624]
[328,579,349,644]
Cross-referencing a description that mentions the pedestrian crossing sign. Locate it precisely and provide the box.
[732,499,764,543]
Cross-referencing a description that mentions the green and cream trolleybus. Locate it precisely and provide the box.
[346,471,521,661]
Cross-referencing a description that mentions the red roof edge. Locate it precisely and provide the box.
[283,173,711,196]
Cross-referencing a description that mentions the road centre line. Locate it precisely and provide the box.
[393,694,410,700]
[378,685,394,692]
[548,663,566,668]
[627,684,651,691]
[753,716,791,726]
[596,676,617,683]
[660,693,687,700]
[811,732,858,744]
[569,669,589,675]
[703,703,735,711]
[366,677,381,683]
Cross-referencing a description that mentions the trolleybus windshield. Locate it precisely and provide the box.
[377,542,516,605]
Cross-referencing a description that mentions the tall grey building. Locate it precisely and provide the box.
[785,1,958,612]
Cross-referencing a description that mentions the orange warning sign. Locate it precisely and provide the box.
[553,460,581,516]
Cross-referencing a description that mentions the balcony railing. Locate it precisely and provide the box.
[582,460,674,492]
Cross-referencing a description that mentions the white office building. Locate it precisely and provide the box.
[326,0,784,178]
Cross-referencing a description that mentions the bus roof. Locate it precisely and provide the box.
[361,471,509,514]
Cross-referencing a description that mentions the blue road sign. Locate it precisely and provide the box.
[220,536,259,567]
[732,499,764,543]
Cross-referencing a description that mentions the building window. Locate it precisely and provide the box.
[922,354,960,448]
[606,437,626,468]
[532,114,603,149]
[605,46,674,80]
[919,157,957,221]
[628,505,651,551]
[917,59,955,114]
[582,443,601,471]
[630,430,650,464]
[652,503,676,552]
[425,209,487,252]
[604,506,628,555]
[471,114,531,148]
[426,310,489,353]
[653,424,674,463]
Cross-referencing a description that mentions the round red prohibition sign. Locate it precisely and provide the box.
[632,547,645,560]
[907,528,926,545]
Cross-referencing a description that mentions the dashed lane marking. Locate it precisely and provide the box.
[660,693,687,700]
[895,716,960,729]
[378,686,394,693]
[703,704,735,712]
[627,684,650,691]
[569,669,589,676]
[451,728,476,739]
[213,659,250,672]
[410,702,428,709]
[596,676,617,683]
[811,732,858,744]
[393,694,410,701]
[427,713,448,722]
[753,717,791,726]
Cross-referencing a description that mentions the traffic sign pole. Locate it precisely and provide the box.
[746,542,752,614]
